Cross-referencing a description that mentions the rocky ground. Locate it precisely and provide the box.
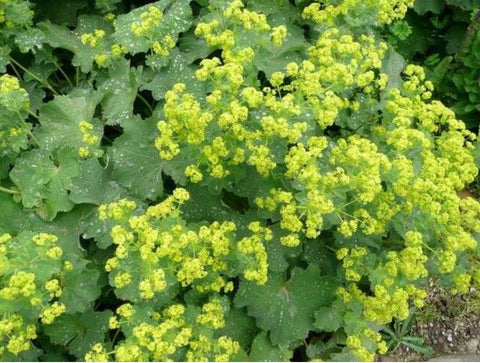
[378,280,480,362]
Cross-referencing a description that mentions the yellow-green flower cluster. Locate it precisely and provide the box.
[78,120,100,158]
[101,189,270,300]
[152,34,176,57]
[337,247,369,282]
[270,25,287,47]
[0,73,29,111]
[89,40,129,67]
[345,328,388,362]
[87,300,240,362]
[237,222,272,284]
[98,199,137,221]
[0,314,37,357]
[0,232,72,359]
[0,125,26,154]
[131,5,163,37]
[256,184,334,241]
[39,301,67,324]
[85,343,109,362]
[79,28,112,67]
[149,1,480,361]
[330,136,390,204]
[0,74,21,94]
[195,20,235,50]
[0,0,34,30]
[155,83,213,160]
[223,0,270,31]
[81,29,105,47]
[302,0,414,26]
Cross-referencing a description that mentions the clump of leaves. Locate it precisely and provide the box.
[0,0,479,362]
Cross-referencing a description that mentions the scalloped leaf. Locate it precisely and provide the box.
[44,309,111,359]
[10,148,80,220]
[97,59,141,126]
[59,258,102,313]
[235,264,336,346]
[249,332,293,362]
[38,15,112,73]
[111,115,164,200]
[35,90,103,153]
[112,0,192,54]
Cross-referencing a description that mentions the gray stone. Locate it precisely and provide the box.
[428,354,480,362]
[465,339,479,354]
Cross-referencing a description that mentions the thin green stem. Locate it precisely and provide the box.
[26,109,39,120]
[111,328,121,346]
[0,186,20,195]
[9,57,59,96]
[16,110,40,147]
[27,129,41,147]
[325,245,337,253]
[136,93,154,114]
[52,59,74,88]
[8,62,22,79]
[52,72,62,84]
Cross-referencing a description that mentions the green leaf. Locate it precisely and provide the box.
[0,45,11,73]
[178,28,212,64]
[246,0,302,22]
[42,205,93,254]
[95,0,122,12]
[235,264,336,345]
[14,28,45,53]
[2,345,42,362]
[445,0,480,10]
[35,90,103,153]
[445,23,470,54]
[10,149,80,220]
[59,258,102,313]
[0,194,88,252]
[38,15,111,72]
[249,333,293,362]
[34,0,89,25]
[180,183,229,222]
[303,239,337,276]
[430,56,453,84]
[314,304,343,332]
[113,0,192,54]
[0,108,30,161]
[143,49,206,100]
[219,307,258,351]
[381,47,405,92]
[306,334,346,361]
[0,194,45,234]
[69,158,121,205]
[413,0,445,15]
[111,115,164,200]
[44,309,111,359]
[252,24,307,77]
[97,60,141,126]
[3,231,62,283]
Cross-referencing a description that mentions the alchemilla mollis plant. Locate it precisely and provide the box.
[1,0,480,361]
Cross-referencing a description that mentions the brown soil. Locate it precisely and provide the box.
[378,281,480,362]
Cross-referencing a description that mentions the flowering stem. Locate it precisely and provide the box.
[0,185,20,195]
[16,110,41,147]
[51,59,74,89]
[136,93,154,114]
[9,57,60,96]
[76,67,80,86]
[26,109,39,120]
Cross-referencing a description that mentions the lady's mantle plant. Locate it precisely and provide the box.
[0,0,480,361]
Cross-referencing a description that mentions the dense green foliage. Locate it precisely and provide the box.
[1,0,480,361]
